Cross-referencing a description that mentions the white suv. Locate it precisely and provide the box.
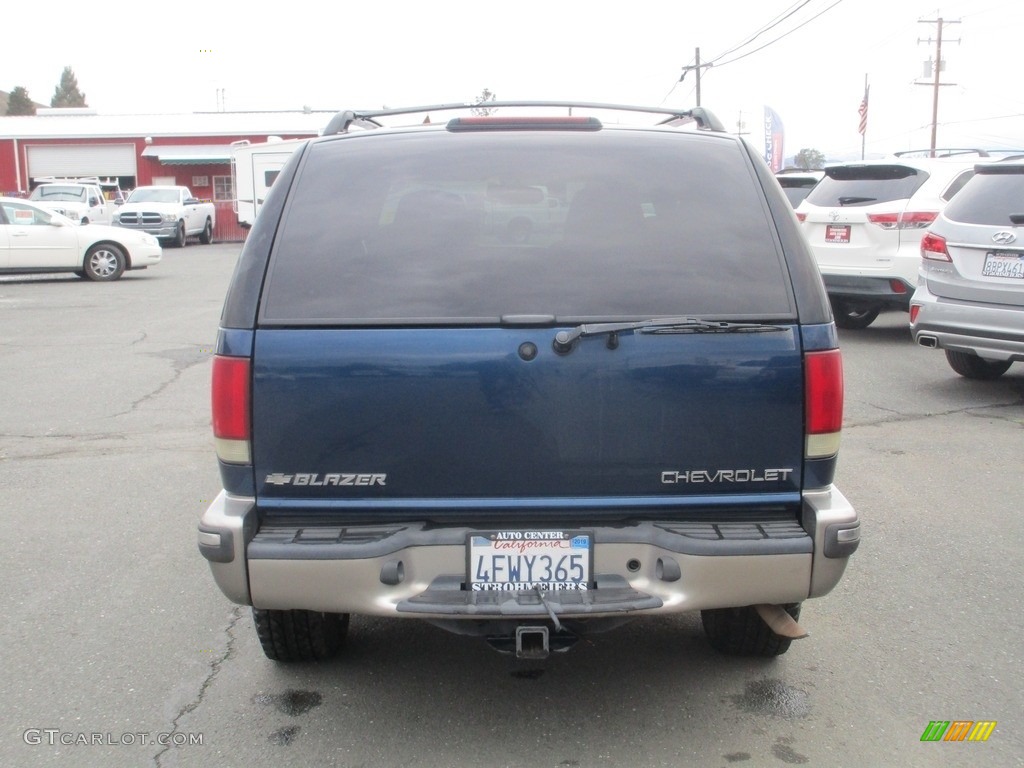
[796,156,978,328]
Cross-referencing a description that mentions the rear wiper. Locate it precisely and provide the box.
[552,317,785,354]
[837,196,876,206]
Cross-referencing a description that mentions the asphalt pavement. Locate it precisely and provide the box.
[1,244,1021,767]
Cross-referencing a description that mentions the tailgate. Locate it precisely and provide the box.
[803,203,903,272]
[251,326,804,512]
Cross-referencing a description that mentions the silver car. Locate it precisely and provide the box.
[910,163,1024,379]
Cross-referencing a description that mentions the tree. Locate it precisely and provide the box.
[51,67,87,108]
[471,88,496,116]
[794,148,825,170]
[6,86,36,115]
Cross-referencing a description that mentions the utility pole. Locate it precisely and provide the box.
[917,17,959,157]
[736,111,749,137]
[680,48,713,106]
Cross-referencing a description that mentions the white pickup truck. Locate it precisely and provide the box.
[29,181,115,225]
[112,186,215,247]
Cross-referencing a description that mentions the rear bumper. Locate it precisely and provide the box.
[199,486,859,617]
[822,274,915,309]
[911,285,1024,360]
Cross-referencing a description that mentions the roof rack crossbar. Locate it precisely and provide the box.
[893,148,996,158]
[321,101,726,135]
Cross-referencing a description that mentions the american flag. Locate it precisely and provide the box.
[858,86,870,136]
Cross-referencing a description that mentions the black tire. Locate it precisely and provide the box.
[82,244,126,281]
[252,608,349,662]
[701,603,801,657]
[80,217,90,226]
[831,299,879,330]
[945,350,1012,380]
[199,218,213,244]
[173,220,187,248]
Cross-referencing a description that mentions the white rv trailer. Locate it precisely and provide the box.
[231,137,308,228]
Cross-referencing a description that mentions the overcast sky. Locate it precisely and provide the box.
[8,0,1022,160]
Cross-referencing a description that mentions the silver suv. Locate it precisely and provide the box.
[910,162,1024,379]
[796,156,978,328]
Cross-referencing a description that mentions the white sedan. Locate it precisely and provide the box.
[0,197,162,281]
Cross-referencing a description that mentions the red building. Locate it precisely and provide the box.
[0,108,327,241]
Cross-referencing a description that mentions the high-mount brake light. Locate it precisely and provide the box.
[867,211,938,230]
[446,116,603,132]
[212,355,251,464]
[805,349,843,459]
[921,231,952,262]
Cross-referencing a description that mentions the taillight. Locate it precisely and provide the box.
[212,355,251,464]
[795,212,807,223]
[898,211,938,229]
[920,231,952,262]
[867,211,938,230]
[805,349,843,459]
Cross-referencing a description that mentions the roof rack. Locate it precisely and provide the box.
[892,148,1008,159]
[321,101,726,136]
[34,176,124,188]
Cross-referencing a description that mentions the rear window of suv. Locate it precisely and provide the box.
[260,130,795,324]
[805,165,929,207]
[942,166,1024,225]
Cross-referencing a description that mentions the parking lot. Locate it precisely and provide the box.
[1,242,1022,767]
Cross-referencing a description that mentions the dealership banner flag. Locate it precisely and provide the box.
[763,106,784,173]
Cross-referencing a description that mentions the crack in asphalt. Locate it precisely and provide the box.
[0,423,209,462]
[153,606,243,768]
[846,398,1023,430]
[121,346,214,416]
[0,432,128,441]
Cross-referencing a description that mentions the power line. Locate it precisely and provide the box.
[676,0,844,104]
[709,1,814,64]
[712,0,845,69]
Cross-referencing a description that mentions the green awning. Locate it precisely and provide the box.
[140,145,231,165]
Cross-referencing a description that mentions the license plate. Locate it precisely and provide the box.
[468,530,592,592]
[982,251,1024,279]
[825,225,851,244]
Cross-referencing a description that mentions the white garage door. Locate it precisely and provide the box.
[26,144,137,178]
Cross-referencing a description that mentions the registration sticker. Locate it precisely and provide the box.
[468,530,592,592]
[982,251,1024,279]
[825,224,851,244]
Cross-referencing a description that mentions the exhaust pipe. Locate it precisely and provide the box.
[515,626,550,660]
[918,334,939,348]
[755,604,809,640]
